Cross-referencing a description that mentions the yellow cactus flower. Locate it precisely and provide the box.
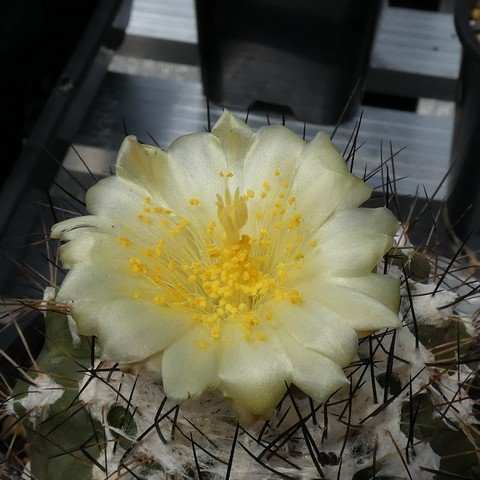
[51,110,400,420]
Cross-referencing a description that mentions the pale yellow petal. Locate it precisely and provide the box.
[57,267,192,362]
[59,234,99,268]
[116,135,168,197]
[165,131,227,213]
[337,176,373,210]
[56,263,156,303]
[119,132,228,231]
[298,280,401,331]
[315,207,399,241]
[211,110,254,174]
[57,229,167,272]
[162,326,218,400]
[309,231,393,278]
[271,302,357,366]
[242,125,305,192]
[218,324,292,417]
[291,162,372,236]
[301,131,349,174]
[78,299,190,362]
[329,274,400,312]
[85,175,150,222]
[51,216,120,241]
[277,331,349,403]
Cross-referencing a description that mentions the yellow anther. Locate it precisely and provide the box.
[129,257,147,274]
[259,191,267,199]
[274,221,281,229]
[189,198,200,206]
[145,197,152,204]
[274,201,283,208]
[207,221,216,238]
[255,211,263,219]
[266,312,273,321]
[137,214,152,224]
[256,332,267,341]
[133,291,141,299]
[274,169,281,176]
[309,240,318,247]
[211,327,221,340]
[188,274,197,283]
[226,171,233,178]
[289,214,302,229]
[278,192,285,199]
[288,196,295,205]
[294,252,304,260]
[282,181,290,188]
[263,181,271,190]
[196,341,209,350]
[290,291,304,304]
[118,236,132,248]
[246,189,254,198]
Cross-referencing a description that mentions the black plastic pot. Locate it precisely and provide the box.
[195,0,382,124]
[447,0,480,251]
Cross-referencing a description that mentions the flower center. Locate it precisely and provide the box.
[120,172,315,346]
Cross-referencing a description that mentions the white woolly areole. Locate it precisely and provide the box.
[43,286,56,303]
[17,374,64,427]
[412,282,458,325]
[67,314,81,347]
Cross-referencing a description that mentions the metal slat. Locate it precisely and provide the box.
[372,7,460,78]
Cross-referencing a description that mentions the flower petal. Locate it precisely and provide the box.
[218,324,292,416]
[116,136,169,197]
[211,110,254,175]
[277,331,349,403]
[83,299,191,362]
[57,266,141,303]
[329,274,400,312]
[308,231,393,278]
[298,280,401,331]
[51,216,120,242]
[162,326,218,400]
[118,133,228,230]
[301,131,350,174]
[315,207,399,240]
[292,162,372,236]
[271,302,358,366]
[242,125,305,192]
[57,267,192,362]
[85,175,150,223]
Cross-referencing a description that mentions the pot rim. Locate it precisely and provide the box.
[455,0,480,59]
